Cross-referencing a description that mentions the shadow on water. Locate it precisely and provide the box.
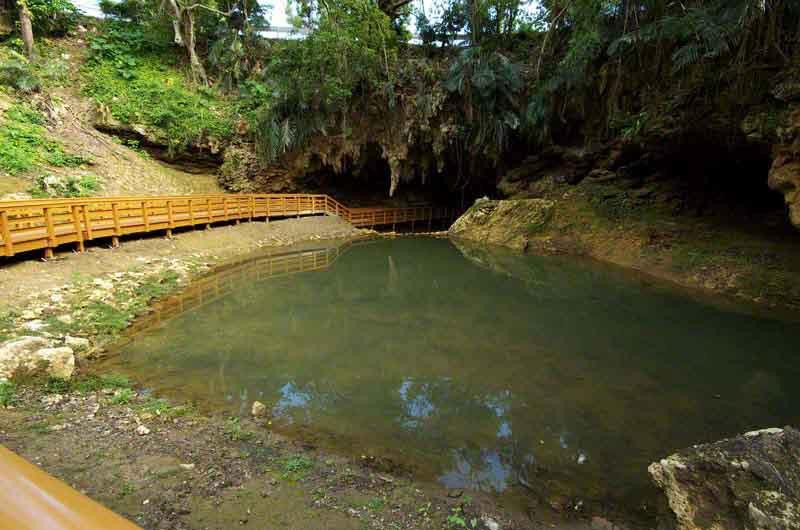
[102,236,800,527]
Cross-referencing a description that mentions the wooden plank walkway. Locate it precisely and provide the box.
[0,194,457,259]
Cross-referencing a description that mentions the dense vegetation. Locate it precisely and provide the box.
[1,0,798,196]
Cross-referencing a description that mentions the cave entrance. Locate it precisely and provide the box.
[301,142,474,208]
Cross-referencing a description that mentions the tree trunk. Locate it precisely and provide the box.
[182,10,208,85]
[163,0,208,86]
[18,0,34,59]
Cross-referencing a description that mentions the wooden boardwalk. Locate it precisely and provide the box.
[0,194,457,259]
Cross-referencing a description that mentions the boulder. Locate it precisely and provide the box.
[649,427,800,530]
[33,347,75,379]
[448,198,555,252]
[0,337,51,380]
[0,337,75,380]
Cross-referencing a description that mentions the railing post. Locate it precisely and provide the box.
[1,210,13,256]
[428,207,433,231]
[71,205,84,252]
[166,200,174,239]
[43,207,55,259]
[82,204,93,241]
[141,201,150,232]
[265,195,270,223]
[111,202,121,248]
[249,196,254,221]
[206,198,212,229]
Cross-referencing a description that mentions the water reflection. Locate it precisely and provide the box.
[104,237,800,521]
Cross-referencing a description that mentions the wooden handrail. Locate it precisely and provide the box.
[0,193,458,258]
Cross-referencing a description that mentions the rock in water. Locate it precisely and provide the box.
[649,427,800,530]
[448,198,555,251]
[251,401,267,417]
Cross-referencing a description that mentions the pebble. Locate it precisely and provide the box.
[251,400,267,417]
[179,463,195,470]
[136,425,151,436]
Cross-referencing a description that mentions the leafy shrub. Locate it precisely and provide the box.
[28,0,81,36]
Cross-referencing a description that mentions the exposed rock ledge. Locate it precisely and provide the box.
[448,198,555,251]
[649,427,800,530]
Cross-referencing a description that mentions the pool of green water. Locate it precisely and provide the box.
[104,237,800,523]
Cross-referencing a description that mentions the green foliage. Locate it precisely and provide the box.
[0,381,16,407]
[252,0,399,163]
[0,104,85,175]
[84,24,235,156]
[27,0,81,36]
[30,174,100,197]
[110,388,135,405]
[445,47,522,156]
[0,49,41,93]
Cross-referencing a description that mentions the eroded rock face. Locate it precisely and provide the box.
[649,427,800,530]
[448,198,555,251]
[768,147,800,229]
[0,337,75,380]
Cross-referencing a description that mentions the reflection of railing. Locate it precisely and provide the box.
[124,240,363,336]
[0,194,458,258]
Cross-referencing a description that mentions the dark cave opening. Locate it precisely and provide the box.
[617,136,795,234]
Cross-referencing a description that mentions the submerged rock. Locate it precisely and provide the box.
[649,426,800,530]
[448,198,555,251]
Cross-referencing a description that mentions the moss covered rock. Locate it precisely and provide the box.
[448,198,554,251]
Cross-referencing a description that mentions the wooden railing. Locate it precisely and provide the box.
[0,194,457,259]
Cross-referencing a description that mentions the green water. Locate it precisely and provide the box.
[105,237,800,523]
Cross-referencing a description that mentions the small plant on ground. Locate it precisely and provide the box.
[0,381,16,407]
[224,417,253,441]
[110,388,135,405]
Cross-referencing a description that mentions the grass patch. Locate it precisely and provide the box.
[281,455,314,480]
[73,373,132,393]
[83,23,235,156]
[139,397,191,418]
[0,381,16,407]
[0,103,88,175]
[0,310,17,343]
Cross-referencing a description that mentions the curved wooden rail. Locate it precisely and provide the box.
[0,194,457,259]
